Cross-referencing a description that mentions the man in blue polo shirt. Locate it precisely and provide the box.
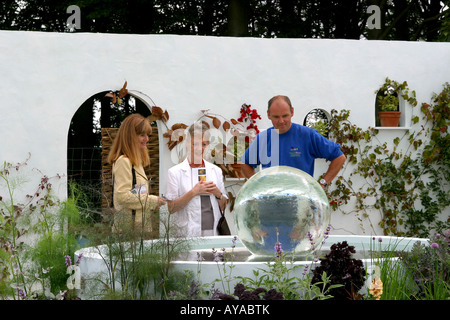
[241,95,346,189]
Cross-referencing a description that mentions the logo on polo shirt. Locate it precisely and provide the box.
[289,147,301,157]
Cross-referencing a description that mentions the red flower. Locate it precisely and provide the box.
[238,103,261,136]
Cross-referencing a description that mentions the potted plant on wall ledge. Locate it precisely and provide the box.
[377,93,401,127]
[376,78,403,127]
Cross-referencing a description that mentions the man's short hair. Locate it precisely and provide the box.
[267,95,293,112]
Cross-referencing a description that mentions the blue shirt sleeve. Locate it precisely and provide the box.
[309,128,343,161]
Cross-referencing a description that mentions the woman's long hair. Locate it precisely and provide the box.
[107,114,152,167]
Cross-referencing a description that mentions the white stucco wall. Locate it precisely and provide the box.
[0,30,449,235]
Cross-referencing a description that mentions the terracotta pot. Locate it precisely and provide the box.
[379,111,401,127]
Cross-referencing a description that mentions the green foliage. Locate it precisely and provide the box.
[0,156,108,299]
[96,236,192,300]
[29,233,80,294]
[187,235,342,300]
[310,120,329,137]
[234,253,341,300]
[368,238,416,300]
[0,155,82,299]
[236,255,305,300]
[80,205,193,300]
[26,183,88,297]
[165,270,207,300]
[367,233,450,300]
[398,231,450,300]
[329,81,450,237]
[377,95,399,111]
[0,156,39,298]
[66,182,98,226]
[377,77,418,108]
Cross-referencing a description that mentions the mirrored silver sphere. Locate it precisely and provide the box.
[233,166,331,257]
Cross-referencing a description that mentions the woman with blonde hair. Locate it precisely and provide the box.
[108,113,166,233]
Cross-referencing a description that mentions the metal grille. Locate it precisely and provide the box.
[67,147,102,181]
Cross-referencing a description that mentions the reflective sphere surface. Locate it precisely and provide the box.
[234,166,330,257]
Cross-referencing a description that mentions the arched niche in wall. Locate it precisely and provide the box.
[67,90,154,222]
[303,108,331,138]
[374,86,406,128]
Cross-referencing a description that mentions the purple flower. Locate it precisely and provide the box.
[324,225,332,237]
[302,264,309,275]
[159,277,169,286]
[431,243,439,249]
[75,253,83,266]
[64,255,72,268]
[196,252,205,262]
[274,242,283,259]
[17,288,27,300]
[212,248,220,262]
[307,232,315,250]
[231,236,238,249]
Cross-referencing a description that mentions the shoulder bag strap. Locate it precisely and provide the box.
[132,165,136,220]
[111,175,115,207]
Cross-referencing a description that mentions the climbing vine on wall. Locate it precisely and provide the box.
[328,80,449,237]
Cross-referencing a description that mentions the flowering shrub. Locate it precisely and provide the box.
[311,241,366,300]
[0,155,85,300]
[237,103,262,142]
[230,228,342,300]
[398,230,450,299]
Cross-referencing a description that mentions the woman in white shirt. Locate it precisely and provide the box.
[165,122,228,237]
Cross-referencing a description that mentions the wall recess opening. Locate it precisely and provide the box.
[67,91,154,222]
[303,108,331,138]
[375,87,407,128]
